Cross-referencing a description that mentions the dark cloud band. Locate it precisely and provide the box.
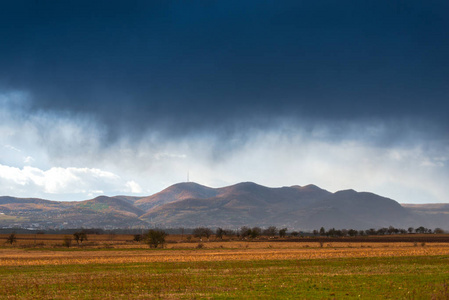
[0,1,448,142]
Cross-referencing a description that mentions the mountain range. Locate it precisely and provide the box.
[1,182,448,230]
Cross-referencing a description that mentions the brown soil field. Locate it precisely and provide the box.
[1,234,449,267]
[1,233,448,246]
[1,245,449,267]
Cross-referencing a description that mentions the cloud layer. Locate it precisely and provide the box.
[1,91,448,202]
[0,2,448,202]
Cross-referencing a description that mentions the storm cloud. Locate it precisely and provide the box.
[0,1,448,202]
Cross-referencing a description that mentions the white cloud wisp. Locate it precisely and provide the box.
[0,90,448,203]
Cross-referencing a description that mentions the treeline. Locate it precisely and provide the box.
[191,225,446,239]
[312,226,445,237]
[1,225,446,236]
[191,226,289,240]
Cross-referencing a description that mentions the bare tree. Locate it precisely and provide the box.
[73,231,87,245]
[239,226,251,239]
[434,228,445,234]
[250,227,262,238]
[263,226,278,237]
[348,229,358,237]
[133,234,143,242]
[366,228,377,236]
[215,227,225,240]
[193,227,213,241]
[6,233,17,245]
[145,229,167,248]
[319,227,326,236]
[415,226,427,234]
[279,228,288,238]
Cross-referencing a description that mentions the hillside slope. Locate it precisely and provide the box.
[134,182,218,211]
[140,182,412,229]
[0,183,446,230]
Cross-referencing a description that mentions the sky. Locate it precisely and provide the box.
[0,1,448,203]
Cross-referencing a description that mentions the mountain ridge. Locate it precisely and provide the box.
[0,182,448,230]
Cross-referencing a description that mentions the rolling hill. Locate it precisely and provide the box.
[0,182,447,230]
[139,182,412,229]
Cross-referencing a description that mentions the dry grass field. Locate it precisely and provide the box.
[1,234,449,299]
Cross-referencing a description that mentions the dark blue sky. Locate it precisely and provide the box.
[0,1,448,202]
[1,1,448,134]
